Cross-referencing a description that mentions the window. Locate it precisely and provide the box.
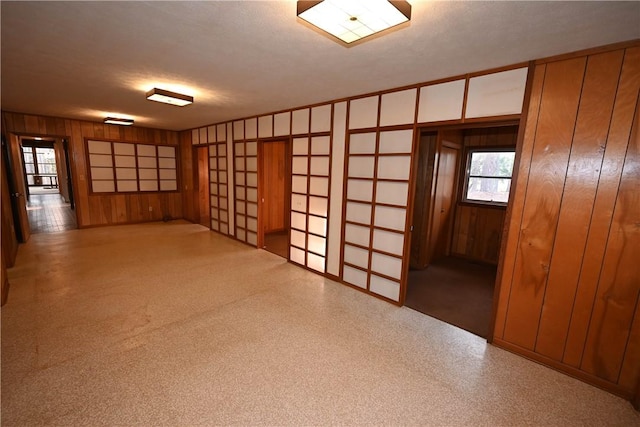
[22,146,57,186]
[463,149,515,206]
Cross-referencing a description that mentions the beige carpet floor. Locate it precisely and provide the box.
[2,221,638,426]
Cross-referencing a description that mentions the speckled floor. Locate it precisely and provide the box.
[2,221,638,426]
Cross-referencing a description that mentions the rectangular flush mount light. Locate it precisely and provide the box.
[146,88,194,106]
[104,117,134,126]
[297,0,411,45]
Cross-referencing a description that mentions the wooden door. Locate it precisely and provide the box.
[196,146,210,227]
[261,141,287,234]
[428,139,460,261]
[7,133,30,242]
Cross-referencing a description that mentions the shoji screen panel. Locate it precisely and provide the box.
[290,134,331,273]
[209,141,229,234]
[87,140,177,193]
[234,139,258,246]
[88,140,115,192]
[341,129,413,302]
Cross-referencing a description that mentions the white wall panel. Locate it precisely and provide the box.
[349,133,377,154]
[233,120,244,140]
[379,130,413,154]
[199,127,207,145]
[309,177,329,196]
[465,67,528,118]
[291,229,306,248]
[380,89,417,127]
[308,196,327,217]
[349,96,378,129]
[308,216,327,237]
[376,181,409,206]
[292,108,310,135]
[117,180,136,193]
[191,129,200,145]
[274,112,291,136]
[208,126,217,143]
[344,245,369,269]
[245,118,258,139]
[290,247,305,265]
[311,104,332,133]
[377,156,411,180]
[92,181,115,192]
[307,253,325,273]
[418,79,465,123]
[345,223,370,247]
[310,157,330,176]
[292,176,307,193]
[292,157,308,174]
[372,229,404,256]
[308,235,326,256]
[113,143,135,155]
[292,194,307,212]
[258,115,273,138]
[311,136,331,155]
[246,142,258,156]
[88,140,112,154]
[343,266,367,289]
[371,252,402,279]
[293,138,308,155]
[217,124,226,142]
[374,206,406,231]
[347,179,373,202]
[348,156,375,178]
[369,275,400,301]
[291,211,306,230]
[346,202,371,224]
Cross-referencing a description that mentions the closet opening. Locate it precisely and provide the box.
[406,124,518,339]
[258,139,291,259]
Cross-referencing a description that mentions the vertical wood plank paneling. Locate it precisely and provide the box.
[564,47,640,369]
[580,50,640,383]
[494,64,546,339]
[2,112,182,228]
[502,57,586,349]
[534,50,625,361]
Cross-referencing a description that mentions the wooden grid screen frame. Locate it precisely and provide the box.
[289,134,332,273]
[341,128,414,302]
[87,139,178,194]
[234,137,259,246]
[209,141,229,234]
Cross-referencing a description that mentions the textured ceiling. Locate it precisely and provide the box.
[1,1,639,132]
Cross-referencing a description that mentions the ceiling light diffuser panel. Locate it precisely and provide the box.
[146,88,194,107]
[297,0,411,45]
[104,117,134,126]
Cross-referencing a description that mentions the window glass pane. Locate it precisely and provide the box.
[40,164,57,174]
[466,177,511,203]
[469,151,515,178]
[23,152,34,163]
[25,164,35,174]
[26,175,34,185]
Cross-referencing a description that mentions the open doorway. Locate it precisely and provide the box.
[259,139,291,258]
[405,125,518,338]
[19,136,77,234]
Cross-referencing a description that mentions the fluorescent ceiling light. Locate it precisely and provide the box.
[146,88,194,106]
[104,117,134,126]
[297,0,411,45]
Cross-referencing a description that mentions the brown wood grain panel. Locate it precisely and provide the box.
[535,50,625,361]
[502,57,586,349]
[619,297,640,394]
[262,141,287,233]
[564,47,640,368]
[580,71,639,383]
[24,115,39,133]
[493,64,547,339]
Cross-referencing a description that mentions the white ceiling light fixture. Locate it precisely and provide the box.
[297,0,412,45]
[104,117,134,126]
[146,88,194,106]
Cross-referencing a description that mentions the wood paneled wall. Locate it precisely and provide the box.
[1,112,183,228]
[493,45,640,398]
[450,126,518,264]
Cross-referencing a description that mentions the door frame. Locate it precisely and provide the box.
[257,137,292,252]
[401,119,522,332]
